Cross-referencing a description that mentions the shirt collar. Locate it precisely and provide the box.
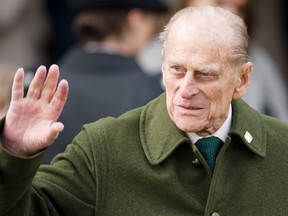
[186,104,232,144]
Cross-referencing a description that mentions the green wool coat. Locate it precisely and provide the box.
[1,93,288,215]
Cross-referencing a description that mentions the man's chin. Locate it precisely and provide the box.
[174,121,204,133]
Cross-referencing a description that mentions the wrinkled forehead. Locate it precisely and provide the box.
[163,11,236,66]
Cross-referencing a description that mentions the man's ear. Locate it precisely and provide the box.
[233,62,253,99]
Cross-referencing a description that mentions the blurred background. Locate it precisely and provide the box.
[0,0,287,163]
[0,0,285,77]
[0,0,287,117]
[0,0,286,86]
[253,0,287,83]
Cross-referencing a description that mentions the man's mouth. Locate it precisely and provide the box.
[178,104,203,110]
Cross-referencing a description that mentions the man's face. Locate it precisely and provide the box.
[162,19,242,136]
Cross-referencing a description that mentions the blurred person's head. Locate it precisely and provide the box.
[185,0,218,6]
[217,0,249,19]
[185,0,251,27]
[160,6,252,136]
[66,0,169,57]
[185,0,249,13]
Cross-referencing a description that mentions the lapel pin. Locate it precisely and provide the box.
[244,131,253,143]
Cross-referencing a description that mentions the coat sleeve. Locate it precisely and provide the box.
[0,123,100,215]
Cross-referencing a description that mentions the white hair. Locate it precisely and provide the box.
[159,5,250,73]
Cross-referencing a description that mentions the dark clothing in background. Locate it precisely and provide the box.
[42,46,164,163]
[46,0,76,63]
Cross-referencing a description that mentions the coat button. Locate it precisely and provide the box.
[211,212,220,216]
[192,158,201,165]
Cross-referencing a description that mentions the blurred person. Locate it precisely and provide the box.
[46,0,76,63]
[42,0,168,163]
[136,0,186,76]
[0,65,16,118]
[2,6,288,215]
[220,0,288,122]
[186,0,288,122]
[0,0,51,69]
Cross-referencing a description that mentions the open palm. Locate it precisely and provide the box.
[2,65,69,156]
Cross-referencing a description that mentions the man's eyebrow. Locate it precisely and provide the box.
[167,60,181,66]
[197,63,221,73]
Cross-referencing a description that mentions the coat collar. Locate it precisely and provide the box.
[139,93,190,165]
[140,93,266,165]
[229,99,266,157]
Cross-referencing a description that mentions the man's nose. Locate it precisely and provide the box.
[180,72,200,98]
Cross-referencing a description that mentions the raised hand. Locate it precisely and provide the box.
[1,65,69,156]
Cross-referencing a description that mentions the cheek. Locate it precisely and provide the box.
[207,84,234,116]
[165,83,175,109]
[163,71,178,91]
[212,79,235,100]
[163,76,178,116]
[196,84,233,131]
[165,91,175,123]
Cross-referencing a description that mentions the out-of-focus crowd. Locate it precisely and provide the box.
[0,0,287,164]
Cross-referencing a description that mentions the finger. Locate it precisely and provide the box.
[50,79,69,116]
[26,66,47,99]
[11,68,25,101]
[46,122,65,146]
[41,64,60,102]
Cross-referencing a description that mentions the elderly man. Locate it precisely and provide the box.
[1,6,288,216]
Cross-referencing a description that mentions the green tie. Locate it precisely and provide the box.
[195,136,223,172]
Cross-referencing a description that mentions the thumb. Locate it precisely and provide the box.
[47,122,64,145]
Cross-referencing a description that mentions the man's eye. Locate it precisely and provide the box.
[172,66,181,71]
[170,66,186,75]
[200,72,211,76]
[196,71,217,81]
